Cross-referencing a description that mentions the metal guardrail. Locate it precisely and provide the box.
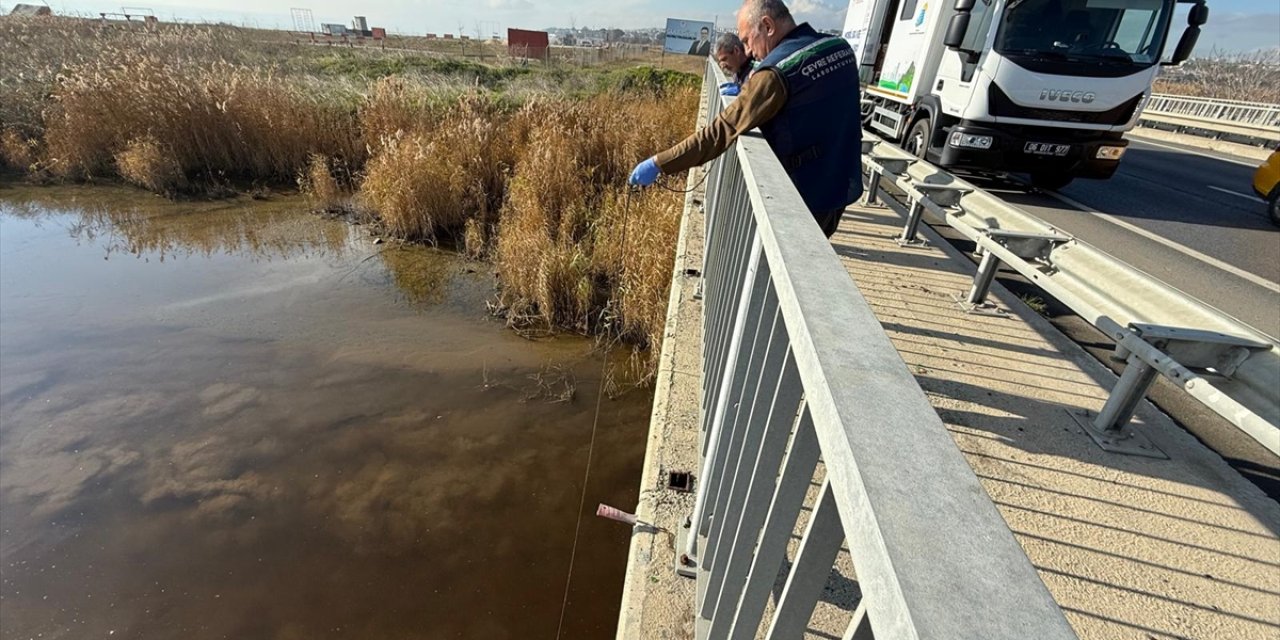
[862,138,1280,458]
[1140,93,1280,143]
[686,59,1077,640]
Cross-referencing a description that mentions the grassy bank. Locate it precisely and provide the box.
[0,16,701,372]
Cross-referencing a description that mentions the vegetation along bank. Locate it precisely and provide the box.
[0,17,702,372]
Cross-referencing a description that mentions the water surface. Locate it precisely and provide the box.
[0,183,650,639]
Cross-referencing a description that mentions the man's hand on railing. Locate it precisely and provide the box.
[719,81,740,97]
[629,157,660,187]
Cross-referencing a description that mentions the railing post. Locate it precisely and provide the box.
[688,233,764,558]
[703,349,803,636]
[763,478,843,640]
[699,262,777,578]
[843,602,873,640]
[725,409,820,640]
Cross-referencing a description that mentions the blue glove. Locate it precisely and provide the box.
[719,81,740,97]
[629,157,660,187]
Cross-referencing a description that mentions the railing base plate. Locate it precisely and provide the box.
[950,293,1008,317]
[675,525,698,579]
[895,238,930,249]
[1068,409,1168,459]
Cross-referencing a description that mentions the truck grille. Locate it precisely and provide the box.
[988,85,1142,126]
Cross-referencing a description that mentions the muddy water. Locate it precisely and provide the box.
[0,183,651,639]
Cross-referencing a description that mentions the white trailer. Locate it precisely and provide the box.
[843,0,1208,188]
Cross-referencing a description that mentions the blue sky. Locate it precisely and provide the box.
[10,0,1279,52]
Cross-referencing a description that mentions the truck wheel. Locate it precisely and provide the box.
[1268,187,1280,226]
[905,118,931,159]
[1031,172,1074,191]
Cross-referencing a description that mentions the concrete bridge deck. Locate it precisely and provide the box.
[616,165,1280,639]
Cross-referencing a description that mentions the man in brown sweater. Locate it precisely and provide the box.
[628,0,863,238]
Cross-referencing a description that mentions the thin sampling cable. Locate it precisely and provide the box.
[656,169,711,194]
[553,185,637,640]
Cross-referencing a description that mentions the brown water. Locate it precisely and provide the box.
[0,183,651,639]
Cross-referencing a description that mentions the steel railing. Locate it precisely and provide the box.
[1140,93,1280,142]
[686,59,1077,640]
[861,136,1280,458]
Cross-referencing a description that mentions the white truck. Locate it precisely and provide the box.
[842,0,1208,189]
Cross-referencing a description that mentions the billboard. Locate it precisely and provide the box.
[664,18,715,56]
[508,28,550,60]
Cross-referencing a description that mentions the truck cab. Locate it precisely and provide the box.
[845,0,1208,189]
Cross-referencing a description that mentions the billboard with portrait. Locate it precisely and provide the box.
[664,18,715,56]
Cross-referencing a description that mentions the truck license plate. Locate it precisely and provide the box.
[1025,142,1071,156]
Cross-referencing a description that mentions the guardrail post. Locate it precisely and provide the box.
[897,200,926,245]
[1067,351,1167,459]
[1095,354,1159,431]
[967,250,999,305]
[864,169,882,206]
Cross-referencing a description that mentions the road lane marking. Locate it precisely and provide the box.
[1127,138,1260,168]
[1207,185,1262,202]
[1043,190,1280,294]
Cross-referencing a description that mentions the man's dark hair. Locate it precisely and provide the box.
[715,32,744,54]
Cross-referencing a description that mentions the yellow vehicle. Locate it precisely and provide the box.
[1253,149,1280,225]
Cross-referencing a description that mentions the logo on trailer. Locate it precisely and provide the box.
[1039,89,1096,104]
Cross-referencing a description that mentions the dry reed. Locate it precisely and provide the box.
[115,136,187,194]
[41,54,364,182]
[1,129,38,170]
[2,15,701,372]
[298,154,346,212]
[491,89,696,364]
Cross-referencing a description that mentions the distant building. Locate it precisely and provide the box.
[507,28,549,60]
[10,4,53,16]
[351,16,371,37]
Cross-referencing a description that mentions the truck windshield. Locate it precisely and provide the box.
[997,0,1172,65]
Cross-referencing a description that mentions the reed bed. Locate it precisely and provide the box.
[1,15,700,372]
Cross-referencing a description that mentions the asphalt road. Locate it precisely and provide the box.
[941,136,1280,497]
[989,137,1280,339]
